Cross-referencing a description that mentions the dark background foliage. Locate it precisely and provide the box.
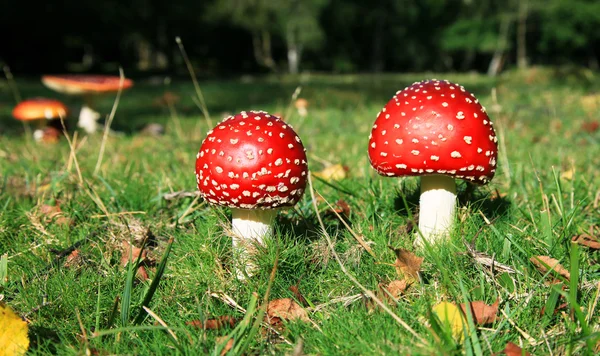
[1,0,599,77]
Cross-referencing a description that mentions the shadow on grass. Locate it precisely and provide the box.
[275,206,353,244]
[393,181,512,222]
[28,325,61,354]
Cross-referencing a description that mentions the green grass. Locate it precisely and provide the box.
[1,69,600,355]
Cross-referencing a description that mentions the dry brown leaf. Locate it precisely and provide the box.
[215,336,234,356]
[581,121,600,133]
[266,298,309,326]
[121,241,148,267]
[530,256,570,280]
[460,299,499,325]
[136,266,149,281]
[187,316,238,330]
[490,189,508,201]
[289,285,308,307]
[502,341,531,356]
[572,233,600,249]
[384,280,408,299]
[325,199,351,218]
[390,247,423,283]
[39,204,71,226]
[63,249,83,268]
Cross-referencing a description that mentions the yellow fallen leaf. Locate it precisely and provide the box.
[432,301,467,342]
[0,303,29,356]
[312,164,347,181]
[560,168,574,181]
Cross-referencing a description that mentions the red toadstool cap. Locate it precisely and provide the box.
[12,98,68,121]
[368,79,498,184]
[41,75,133,94]
[195,111,308,209]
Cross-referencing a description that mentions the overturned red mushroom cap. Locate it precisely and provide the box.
[195,111,308,209]
[41,75,133,95]
[12,98,68,121]
[368,79,498,184]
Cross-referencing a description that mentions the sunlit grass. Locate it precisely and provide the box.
[1,70,599,354]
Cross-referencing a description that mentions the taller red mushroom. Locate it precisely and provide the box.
[41,75,133,134]
[196,111,308,274]
[368,79,498,245]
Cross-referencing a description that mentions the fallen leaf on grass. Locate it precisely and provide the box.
[460,299,499,325]
[432,301,467,342]
[490,189,508,201]
[312,164,348,181]
[530,256,570,280]
[0,303,29,356]
[187,316,239,330]
[540,302,569,316]
[136,266,149,281]
[572,233,600,249]
[390,247,423,284]
[215,336,234,356]
[380,280,408,300]
[39,204,71,226]
[289,285,308,307]
[580,94,600,115]
[63,249,83,268]
[121,241,148,267]
[501,341,531,356]
[560,168,574,181]
[581,121,600,133]
[325,199,351,218]
[121,241,150,281]
[266,298,309,326]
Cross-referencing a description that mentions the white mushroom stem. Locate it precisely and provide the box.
[415,174,457,246]
[77,105,101,134]
[231,208,277,247]
[230,208,277,279]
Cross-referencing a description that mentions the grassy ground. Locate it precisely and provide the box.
[1,68,599,355]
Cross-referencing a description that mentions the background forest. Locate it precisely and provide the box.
[2,0,600,77]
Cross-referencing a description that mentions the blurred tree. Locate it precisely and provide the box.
[207,0,328,73]
[537,0,600,69]
[440,0,516,75]
[277,0,328,74]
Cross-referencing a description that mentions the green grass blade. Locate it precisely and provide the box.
[0,253,7,288]
[121,236,149,326]
[133,237,175,325]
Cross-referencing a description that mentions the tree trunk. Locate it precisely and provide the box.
[488,15,512,76]
[286,26,300,74]
[252,31,277,72]
[517,0,528,69]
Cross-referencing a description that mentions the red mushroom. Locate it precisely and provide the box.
[368,79,498,245]
[12,98,68,142]
[195,111,308,273]
[41,74,133,134]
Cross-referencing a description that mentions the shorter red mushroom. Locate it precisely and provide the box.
[12,98,68,142]
[196,111,309,276]
[368,79,498,245]
[41,74,133,134]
